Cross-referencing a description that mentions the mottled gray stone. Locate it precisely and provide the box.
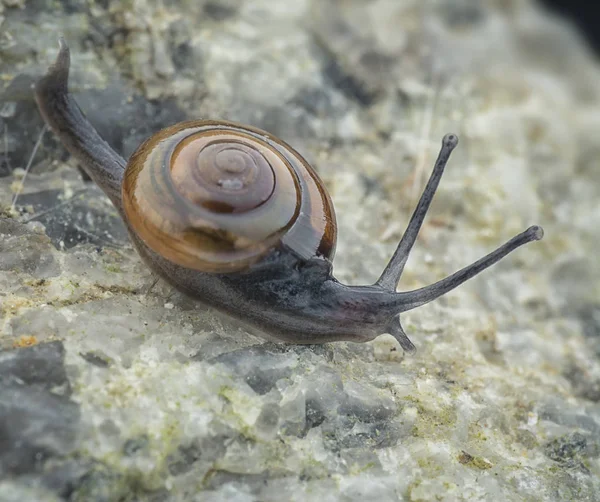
[1,0,600,500]
[0,219,60,278]
[39,459,129,502]
[13,189,128,249]
[579,304,600,356]
[209,344,302,395]
[0,341,90,501]
[0,370,79,478]
[0,482,63,502]
[0,340,70,393]
[544,432,598,472]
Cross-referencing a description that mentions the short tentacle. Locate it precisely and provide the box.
[376,134,458,291]
[386,316,417,354]
[34,38,126,211]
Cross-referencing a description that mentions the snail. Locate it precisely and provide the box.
[34,39,543,353]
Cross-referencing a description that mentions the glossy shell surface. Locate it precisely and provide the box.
[122,120,337,272]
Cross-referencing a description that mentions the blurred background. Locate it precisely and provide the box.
[540,0,600,53]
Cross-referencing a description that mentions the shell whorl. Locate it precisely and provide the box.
[122,120,337,273]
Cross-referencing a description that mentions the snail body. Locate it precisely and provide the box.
[34,40,543,352]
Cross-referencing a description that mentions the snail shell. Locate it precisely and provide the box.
[122,120,337,273]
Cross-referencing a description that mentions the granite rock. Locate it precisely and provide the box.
[1,0,599,500]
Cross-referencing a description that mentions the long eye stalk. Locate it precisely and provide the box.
[376,134,459,290]
[378,135,543,350]
[378,134,543,295]
[398,225,543,311]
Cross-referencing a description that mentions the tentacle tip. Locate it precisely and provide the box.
[442,133,459,149]
[528,225,544,241]
[386,319,417,355]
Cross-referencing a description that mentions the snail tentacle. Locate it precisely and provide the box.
[34,38,126,210]
[386,225,544,314]
[376,134,458,291]
[386,316,417,354]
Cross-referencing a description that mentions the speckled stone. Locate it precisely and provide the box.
[1,0,599,501]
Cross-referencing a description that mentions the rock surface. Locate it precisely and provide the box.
[1,0,599,500]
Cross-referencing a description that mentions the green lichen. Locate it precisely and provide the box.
[457,450,493,470]
[406,395,458,439]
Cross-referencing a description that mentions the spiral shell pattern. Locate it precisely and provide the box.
[122,120,337,273]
